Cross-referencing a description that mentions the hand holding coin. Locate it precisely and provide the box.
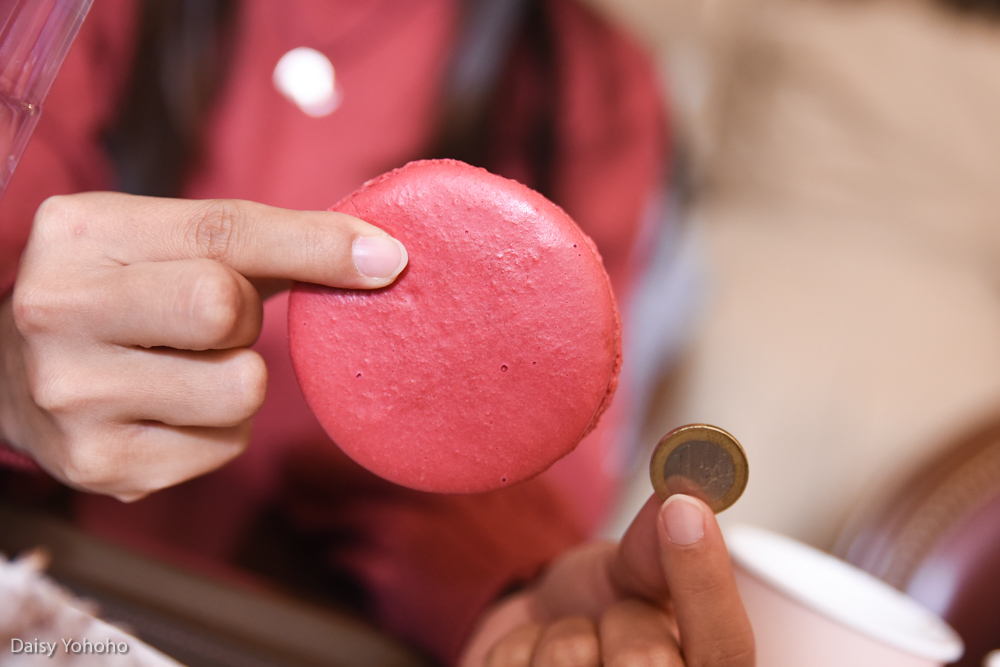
[650,424,749,513]
[460,424,754,667]
[462,437,755,667]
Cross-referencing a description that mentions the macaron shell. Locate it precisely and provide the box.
[288,160,620,493]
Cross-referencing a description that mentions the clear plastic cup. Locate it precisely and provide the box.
[0,0,92,199]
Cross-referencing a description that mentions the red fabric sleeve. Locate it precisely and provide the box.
[2,4,668,665]
[0,444,38,471]
[489,0,668,293]
[279,446,586,666]
[0,0,138,295]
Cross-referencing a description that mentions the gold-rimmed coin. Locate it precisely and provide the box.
[650,424,748,513]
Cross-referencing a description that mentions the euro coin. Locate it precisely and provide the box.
[650,424,748,513]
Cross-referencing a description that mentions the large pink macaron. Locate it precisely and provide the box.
[288,159,620,493]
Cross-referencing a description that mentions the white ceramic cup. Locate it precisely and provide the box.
[726,525,964,667]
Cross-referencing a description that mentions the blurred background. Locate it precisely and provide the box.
[589,0,1000,663]
[595,0,1000,548]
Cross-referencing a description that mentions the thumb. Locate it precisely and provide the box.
[653,494,755,665]
[609,494,754,626]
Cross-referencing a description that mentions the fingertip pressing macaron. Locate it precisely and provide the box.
[288,159,620,493]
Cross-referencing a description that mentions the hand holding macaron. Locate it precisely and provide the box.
[0,192,406,500]
[3,160,619,502]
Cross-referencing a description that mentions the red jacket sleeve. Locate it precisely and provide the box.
[2,4,669,664]
[489,0,668,294]
[0,0,138,297]
[279,447,587,666]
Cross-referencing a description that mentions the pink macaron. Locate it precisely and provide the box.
[288,159,620,493]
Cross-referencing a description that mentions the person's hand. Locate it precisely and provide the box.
[0,192,407,501]
[460,494,755,666]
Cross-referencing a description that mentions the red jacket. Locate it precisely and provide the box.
[0,0,667,662]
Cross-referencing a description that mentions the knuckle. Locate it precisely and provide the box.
[539,633,599,667]
[232,352,268,420]
[212,351,268,426]
[32,195,76,237]
[59,442,116,490]
[31,194,98,248]
[115,490,151,503]
[485,623,541,667]
[29,368,86,414]
[11,284,66,335]
[188,199,244,261]
[176,424,251,481]
[607,645,677,667]
[485,640,533,667]
[222,423,254,459]
[186,266,245,345]
[11,287,47,335]
[484,646,523,667]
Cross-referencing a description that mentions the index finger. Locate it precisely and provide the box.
[41,192,408,288]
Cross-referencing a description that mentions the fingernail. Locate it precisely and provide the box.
[661,495,705,546]
[353,235,407,280]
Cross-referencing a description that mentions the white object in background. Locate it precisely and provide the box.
[273,47,341,117]
[726,525,964,667]
[984,649,1000,667]
[0,550,184,666]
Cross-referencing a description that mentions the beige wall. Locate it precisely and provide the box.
[600,0,1000,548]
